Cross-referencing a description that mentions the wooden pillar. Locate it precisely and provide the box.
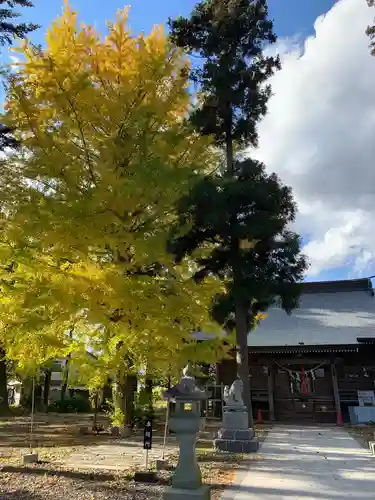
[331,361,342,422]
[268,362,275,421]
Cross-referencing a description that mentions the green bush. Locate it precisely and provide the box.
[111,407,125,427]
[132,388,155,426]
[48,397,92,413]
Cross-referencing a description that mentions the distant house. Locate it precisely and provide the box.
[218,278,375,423]
[48,359,90,401]
[8,355,95,407]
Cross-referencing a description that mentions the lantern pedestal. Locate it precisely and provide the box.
[163,486,211,500]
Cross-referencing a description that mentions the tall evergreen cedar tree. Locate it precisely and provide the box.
[0,0,38,414]
[169,0,308,426]
[0,1,38,46]
[367,0,375,55]
[0,1,38,149]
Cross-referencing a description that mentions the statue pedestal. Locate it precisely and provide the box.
[222,406,248,428]
[214,407,258,453]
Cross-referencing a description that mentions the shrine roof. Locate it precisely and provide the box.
[248,278,375,348]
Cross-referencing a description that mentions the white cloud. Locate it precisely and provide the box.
[253,0,375,277]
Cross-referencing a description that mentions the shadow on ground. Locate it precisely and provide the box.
[1,465,117,482]
[0,413,173,449]
[0,492,44,500]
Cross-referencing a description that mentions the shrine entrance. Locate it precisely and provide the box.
[272,360,337,422]
[218,350,347,424]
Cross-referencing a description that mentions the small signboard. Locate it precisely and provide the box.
[357,390,375,407]
[143,419,153,450]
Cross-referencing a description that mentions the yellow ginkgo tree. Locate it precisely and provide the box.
[0,4,229,419]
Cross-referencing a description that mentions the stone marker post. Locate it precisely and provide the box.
[163,365,210,500]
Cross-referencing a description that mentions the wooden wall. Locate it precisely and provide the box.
[217,347,375,423]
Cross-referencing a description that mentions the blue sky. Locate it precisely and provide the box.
[15,0,338,46]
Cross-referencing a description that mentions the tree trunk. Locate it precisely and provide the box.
[61,330,73,402]
[20,378,32,408]
[101,382,112,411]
[92,390,99,431]
[225,122,253,428]
[43,369,52,411]
[225,133,234,176]
[235,302,253,427]
[112,368,136,436]
[0,347,9,415]
[61,358,70,402]
[113,368,126,420]
[124,374,137,431]
[145,376,153,417]
[34,380,43,412]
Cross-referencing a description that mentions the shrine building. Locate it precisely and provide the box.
[217,277,375,423]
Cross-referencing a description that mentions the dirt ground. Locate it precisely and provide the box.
[345,423,375,450]
[0,414,270,499]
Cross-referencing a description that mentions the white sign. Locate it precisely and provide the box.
[357,390,375,406]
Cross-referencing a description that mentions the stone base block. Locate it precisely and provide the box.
[134,471,157,483]
[163,486,211,500]
[23,453,39,464]
[222,410,248,430]
[217,428,254,441]
[369,441,375,456]
[156,458,168,470]
[199,418,206,432]
[214,437,259,453]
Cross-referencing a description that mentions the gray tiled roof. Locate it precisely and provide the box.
[248,288,375,347]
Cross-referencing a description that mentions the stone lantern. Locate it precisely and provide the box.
[163,365,210,500]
